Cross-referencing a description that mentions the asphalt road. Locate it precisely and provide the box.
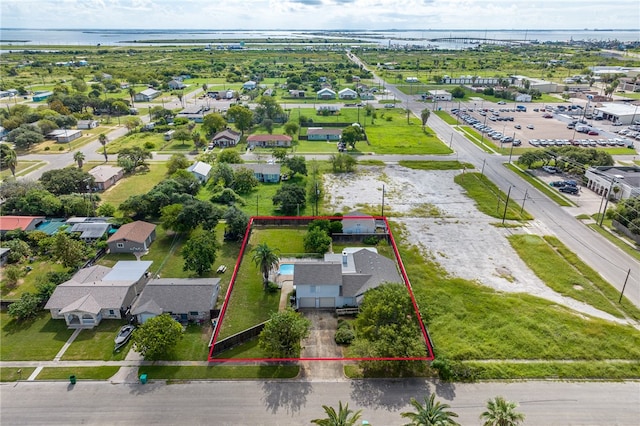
[1,379,639,425]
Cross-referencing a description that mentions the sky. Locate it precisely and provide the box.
[1,0,639,31]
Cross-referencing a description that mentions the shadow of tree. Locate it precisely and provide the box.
[350,378,433,411]
[261,379,313,415]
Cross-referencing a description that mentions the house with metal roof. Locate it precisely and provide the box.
[307,127,343,141]
[246,134,292,148]
[107,221,156,254]
[131,278,220,324]
[317,88,336,100]
[187,161,212,183]
[134,88,162,102]
[294,248,403,309]
[69,222,111,243]
[44,261,152,328]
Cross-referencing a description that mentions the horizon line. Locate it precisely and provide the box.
[1,27,637,32]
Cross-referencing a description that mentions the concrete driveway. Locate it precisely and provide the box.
[299,310,345,381]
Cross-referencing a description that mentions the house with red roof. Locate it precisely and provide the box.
[0,216,45,235]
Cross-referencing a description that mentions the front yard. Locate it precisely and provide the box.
[0,312,73,361]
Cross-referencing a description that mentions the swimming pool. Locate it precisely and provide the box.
[279,264,294,275]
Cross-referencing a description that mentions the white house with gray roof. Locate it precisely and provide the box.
[294,248,403,309]
[131,278,220,324]
[187,161,212,183]
[45,261,152,328]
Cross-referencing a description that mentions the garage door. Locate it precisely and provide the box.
[298,297,315,308]
[319,297,335,308]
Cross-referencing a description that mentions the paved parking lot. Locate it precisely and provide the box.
[458,101,636,150]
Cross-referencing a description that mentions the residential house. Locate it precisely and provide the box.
[263,88,274,96]
[176,105,206,123]
[0,216,45,235]
[32,91,53,102]
[246,134,292,148]
[130,278,220,324]
[211,128,241,148]
[77,120,98,130]
[243,80,257,90]
[295,248,403,309]
[69,222,111,243]
[168,79,186,90]
[134,88,162,102]
[342,211,376,234]
[338,88,358,100]
[0,247,11,267]
[288,90,305,98]
[307,127,342,141]
[107,221,157,254]
[47,129,82,143]
[316,88,336,100]
[45,261,152,328]
[88,165,124,191]
[316,105,340,115]
[187,161,213,184]
[230,163,281,183]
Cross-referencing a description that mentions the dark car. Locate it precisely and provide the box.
[559,186,579,194]
[550,181,566,187]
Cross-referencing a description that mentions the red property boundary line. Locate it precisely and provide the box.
[207,215,435,362]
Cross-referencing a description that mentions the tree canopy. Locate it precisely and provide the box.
[132,314,183,360]
[182,230,219,276]
[39,167,94,196]
[272,184,306,215]
[258,308,311,358]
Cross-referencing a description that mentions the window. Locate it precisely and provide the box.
[189,311,199,316]
[116,243,124,248]
[109,310,115,316]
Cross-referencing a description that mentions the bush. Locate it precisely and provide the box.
[44,146,50,151]
[266,281,280,293]
[335,321,355,345]
[143,141,155,150]
[58,146,64,151]
[363,236,378,245]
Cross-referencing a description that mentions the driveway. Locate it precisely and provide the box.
[299,310,344,381]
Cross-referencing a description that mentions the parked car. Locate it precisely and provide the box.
[542,165,559,174]
[497,101,506,105]
[588,130,599,136]
[527,124,535,129]
[559,185,579,194]
[550,181,566,187]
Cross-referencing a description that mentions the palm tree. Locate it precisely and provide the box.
[480,396,525,426]
[3,147,18,177]
[98,133,108,162]
[420,108,431,129]
[128,87,136,108]
[251,243,279,290]
[311,401,362,426]
[73,151,85,169]
[401,394,460,426]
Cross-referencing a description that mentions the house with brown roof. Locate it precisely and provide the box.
[246,134,292,148]
[0,216,45,235]
[107,221,156,254]
[88,165,124,191]
[211,128,241,148]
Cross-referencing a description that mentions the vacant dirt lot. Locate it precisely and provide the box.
[324,165,627,324]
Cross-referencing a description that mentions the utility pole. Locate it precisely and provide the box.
[502,186,512,225]
[381,185,385,217]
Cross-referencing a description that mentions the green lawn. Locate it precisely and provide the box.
[586,223,640,262]
[104,131,164,154]
[212,337,266,359]
[454,172,533,221]
[398,160,475,170]
[0,160,45,180]
[99,163,167,208]
[399,242,640,361]
[1,260,67,299]
[434,110,458,125]
[164,323,213,361]
[139,365,299,380]
[0,312,73,361]
[61,319,131,361]
[463,361,640,381]
[217,228,306,338]
[36,367,120,381]
[508,234,640,320]
[0,367,36,382]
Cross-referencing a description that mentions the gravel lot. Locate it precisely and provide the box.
[324,165,628,324]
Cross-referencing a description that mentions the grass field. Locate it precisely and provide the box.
[99,163,167,208]
[1,260,67,299]
[508,234,640,320]
[165,323,213,361]
[454,172,533,221]
[0,160,45,180]
[398,160,475,170]
[0,312,73,361]
[139,365,299,380]
[398,241,640,362]
[36,367,120,381]
[217,227,306,339]
[61,319,131,361]
[0,367,36,382]
[462,361,640,381]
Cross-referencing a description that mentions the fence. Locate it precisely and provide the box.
[209,320,270,355]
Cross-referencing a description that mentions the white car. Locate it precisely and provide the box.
[527,124,535,129]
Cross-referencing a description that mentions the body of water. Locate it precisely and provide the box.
[1,28,638,49]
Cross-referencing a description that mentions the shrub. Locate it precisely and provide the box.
[58,146,64,151]
[44,146,50,151]
[266,281,280,293]
[143,141,155,150]
[363,235,378,245]
[335,324,355,345]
